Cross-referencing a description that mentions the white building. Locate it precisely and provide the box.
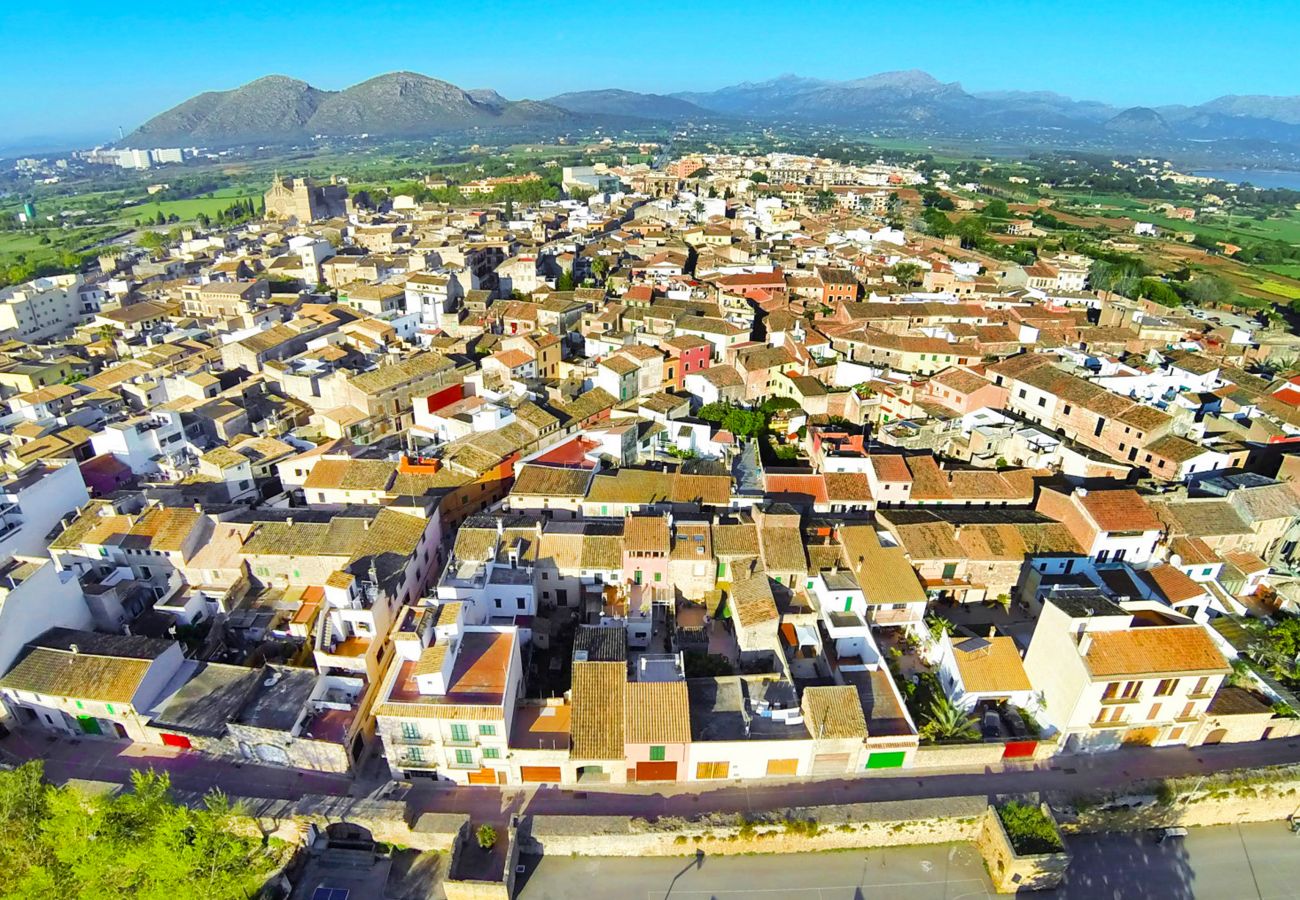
[0,273,88,342]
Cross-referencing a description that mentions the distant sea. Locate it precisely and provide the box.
[1192,169,1300,190]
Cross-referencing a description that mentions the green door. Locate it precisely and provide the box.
[77,716,101,736]
[635,570,643,584]
[866,751,906,769]
[844,597,854,613]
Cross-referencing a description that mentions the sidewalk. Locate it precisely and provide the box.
[8,727,1300,823]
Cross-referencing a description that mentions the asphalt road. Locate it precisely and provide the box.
[517,842,994,900]
[517,821,1300,900]
[8,727,1300,829]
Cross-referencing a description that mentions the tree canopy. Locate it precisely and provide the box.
[0,762,284,900]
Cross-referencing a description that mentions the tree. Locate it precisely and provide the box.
[556,267,575,291]
[590,255,610,282]
[889,262,923,288]
[1185,273,1233,306]
[811,190,835,212]
[919,696,979,743]
[1137,277,1183,308]
[476,824,498,850]
[0,763,282,898]
[137,231,165,252]
[983,198,1011,219]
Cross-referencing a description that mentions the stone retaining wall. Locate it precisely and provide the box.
[519,796,988,857]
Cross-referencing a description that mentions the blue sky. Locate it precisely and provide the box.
[5,0,1298,144]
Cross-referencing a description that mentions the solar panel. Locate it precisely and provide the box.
[311,888,350,900]
[956,637,990,653]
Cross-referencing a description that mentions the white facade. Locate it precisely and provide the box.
[0,273,87,342]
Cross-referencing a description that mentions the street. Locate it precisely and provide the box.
[517,821,1300,899]
[6,727,1300,828]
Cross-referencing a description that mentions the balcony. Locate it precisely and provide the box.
[393,735,433,747]
[445,758,481,770]
[445,736,479,749]
[397,751,436,768]
[1099,695,1142,706]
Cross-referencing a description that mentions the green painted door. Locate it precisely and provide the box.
[77,716,101,736]
[866,751,906,769]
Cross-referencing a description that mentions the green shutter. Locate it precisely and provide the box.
[450,723,469,742]
[844,597,853,613]
[649,745,665,761]
[478,724,495,736]
[455,748,473,765]
[866,751,906,769]
[482,747,500,759]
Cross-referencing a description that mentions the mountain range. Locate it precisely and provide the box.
[125,69,1300,150]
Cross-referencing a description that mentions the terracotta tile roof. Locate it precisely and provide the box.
[951,636,1032,694]
[840,524,927,606]
[570,660,626,759]
[1141,564,1206,605]
[623,515,670,553]
[624,681,691,744]
[1083,625,1229,678]
[728,558,779,626]
[801,685,867,739]
[1079,490,1162,533]
[870,455,912,483]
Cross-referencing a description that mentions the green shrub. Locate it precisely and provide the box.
[996,802,1063,855]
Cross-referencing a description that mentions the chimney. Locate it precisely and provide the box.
[69,643,80,654]
[1075,487,1088,498]
[286,517,294,527]
[987,625,996,640]
[1078,632,1093,656]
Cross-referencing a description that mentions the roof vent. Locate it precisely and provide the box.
[69,643,80,654]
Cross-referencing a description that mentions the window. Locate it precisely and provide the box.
[1190,676,1211,697]
[450,723,470,742]
[1096,550,1110,563]
[455,749,474,766]
[649,745,666,761]
[1102,681,1141,701]
[482,747,500,760]
[479,724,495,736]
[401,722,420,740]
[1063,404,1072,415]
[1148,703,1163,721]
[1179,702,1196,719]
[407,746,423,763]
[1155,679,1178,697]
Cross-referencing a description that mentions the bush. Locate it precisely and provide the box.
[996,801,1063,855]
[476,824,498,850]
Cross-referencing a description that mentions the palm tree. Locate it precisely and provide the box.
[921,696,979,743]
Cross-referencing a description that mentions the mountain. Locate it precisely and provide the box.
[127,72,577,145]
[674,70,1072,128]
[1104,107,1172,136]
[130,75,327,144]
[546,89,709,120]
[125,68,1300,151]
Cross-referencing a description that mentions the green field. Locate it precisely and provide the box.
[1259,280,1300,300]
[1262,264,1300,278]
[117,192,261,224]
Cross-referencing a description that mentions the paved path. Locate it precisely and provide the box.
[8,728,1300,825]
[517,821,1300,899]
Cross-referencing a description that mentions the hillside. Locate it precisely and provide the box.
[127,72,577,145]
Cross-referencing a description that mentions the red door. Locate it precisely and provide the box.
[161,733,192,749]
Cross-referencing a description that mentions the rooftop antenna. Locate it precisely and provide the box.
[117,125,124,141]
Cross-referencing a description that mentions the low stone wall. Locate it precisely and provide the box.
[912,738,1057,770]
[1055,770,1300,833]
[520,796,988,857]
[977,805,1068,894]
[173,791,466,852]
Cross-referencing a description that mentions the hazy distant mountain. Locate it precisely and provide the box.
[127,72,577,145]
[1104,107,1172,136]
[674,70,1097,128]
[546,89,709,120]
[125,68,1300,150]
[972,89,1119,124]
